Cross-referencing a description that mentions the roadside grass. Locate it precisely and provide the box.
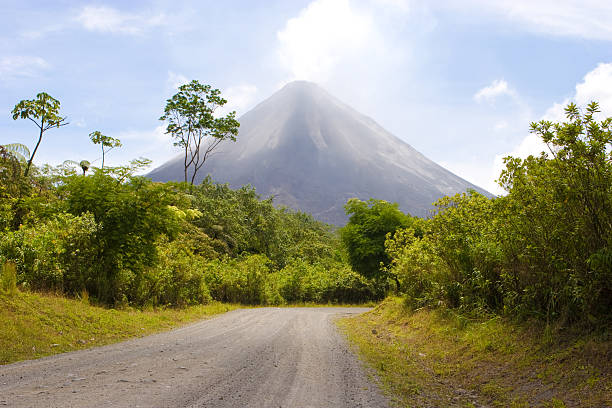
[338,297,611,408]
[0,290,237,365]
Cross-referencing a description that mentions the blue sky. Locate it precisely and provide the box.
[1,0,611,195]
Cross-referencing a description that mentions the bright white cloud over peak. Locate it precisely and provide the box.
[276,0,375,82]
[75,5,165,35]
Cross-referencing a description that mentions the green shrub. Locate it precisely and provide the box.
[203,254,274,304]
[385,102,611,326]
[0,213,99,294]
[134,237,211,307]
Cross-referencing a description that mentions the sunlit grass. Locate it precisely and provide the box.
[338,297,611,407]
[0,290,237,365]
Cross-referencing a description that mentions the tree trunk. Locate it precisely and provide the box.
[24,125,44,177]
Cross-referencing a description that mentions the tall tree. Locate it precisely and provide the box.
[160,80,240,184]
[89,131,121,168]
[341,198,412,287]
[12,92,68,176]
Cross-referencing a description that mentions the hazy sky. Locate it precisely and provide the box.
[1,0,611,194]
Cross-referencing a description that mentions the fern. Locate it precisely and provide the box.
[1,143,30,162]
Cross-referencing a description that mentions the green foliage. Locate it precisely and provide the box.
[160,80,240,184]
[386,102,611,326]
[0,213,99,294]
[497,102,611,322]
[59,171,184,303]
[341,198,412,282]
[204,254,276,305]
[134,237,212,307]
[185,178,338,268]
[12,92,68,177]
[1,143,30,162]
[275,259,380,303]
[202,255,378,305]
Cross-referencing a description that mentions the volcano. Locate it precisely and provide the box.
[148,81,491,225]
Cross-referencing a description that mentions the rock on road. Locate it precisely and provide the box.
[0,307,389,407]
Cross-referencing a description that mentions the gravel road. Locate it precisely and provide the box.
[0,307,389,407]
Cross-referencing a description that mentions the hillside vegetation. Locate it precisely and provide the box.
[0,167,380,307]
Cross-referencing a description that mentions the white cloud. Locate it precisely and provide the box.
[220,84,258,117]
[276,0,375,82]
[474,79,516,102]
[75,5,165,35]
[492,62,612,193]
[444,0,612,41]
[573,62,612,109]
[0,56,49,81]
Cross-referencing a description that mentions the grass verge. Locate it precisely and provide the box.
[338,297,611,408]
[0,290,237,365]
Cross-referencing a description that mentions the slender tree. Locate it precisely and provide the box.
[12,92,68,176]
[160,80,240,184]
[89,131,121,168]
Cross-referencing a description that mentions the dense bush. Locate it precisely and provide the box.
[59,171,185,303]
[340,198,413,287]
[274,259,379,303]
[202,255,379,305]
[0,213,99,293]
[386,102,611,326]
[133,237,212,307]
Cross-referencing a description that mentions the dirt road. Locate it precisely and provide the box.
[0,307,388,407]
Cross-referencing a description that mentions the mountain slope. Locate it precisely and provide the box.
[149,81,491,225]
